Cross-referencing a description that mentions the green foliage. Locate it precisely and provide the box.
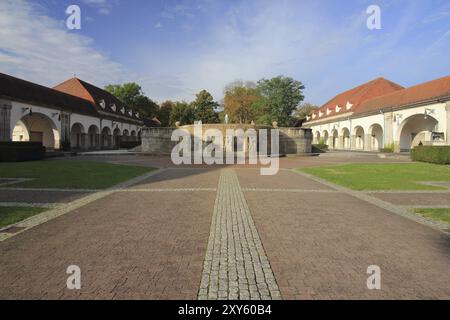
[411,146,450,164]
[105,83,159,120]
[158,100,175,127]
[169,101,195,126]
[0,160,153,189]
[223,81,261,124]
[300,163,450,191]
[293,102,318,120]
[312,143,328,153]
[191,90,220,124]
[0,206,47,228]
[413,208,450,224]
[253,76,305,126]
[380,143,395,153]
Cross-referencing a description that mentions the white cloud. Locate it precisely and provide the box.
[82,0,116,15]
[0,0,124,89]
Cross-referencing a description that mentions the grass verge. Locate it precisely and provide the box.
[0,206,47,229]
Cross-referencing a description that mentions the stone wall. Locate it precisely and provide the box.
[140,125,313,156]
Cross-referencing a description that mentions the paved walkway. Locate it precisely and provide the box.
[0,156,449,300]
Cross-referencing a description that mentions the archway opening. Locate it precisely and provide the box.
[122,129,130,142]
[12,113,60,149]
[113,128,121,149]
[331,130,338,149]
[70,123,85,149]
[314,131,321,144]
[322,130,329,146]
[399,114,438,151]
[341,128,350,149]
[131,130,137,141]
[369,124,383,151]
[88,125,99,149]
[101,127,112,149]
[354,126,365,150]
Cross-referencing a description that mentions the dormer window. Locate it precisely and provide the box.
[346,101,353,110]
[120,107,125,114]
[306,116,311,121]
[335,105,341,113]
[110,104,117,112]
[312,113,316,119]
[99,100,106,109]
[128,110,133,116]
[135,112,140,118]
[319,111,324,117]
[326,108,332,115]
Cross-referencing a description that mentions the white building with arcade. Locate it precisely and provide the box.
[304,76,450,152]
[0,73,143,151]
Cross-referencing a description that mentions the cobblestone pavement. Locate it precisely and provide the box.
[198,169,281,300]
[0,156,449,300]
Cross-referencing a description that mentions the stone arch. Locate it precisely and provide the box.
[322,130,329,146]
[131,130,137,141]
[331,129,339,149]
[341,127,350,149]
[113,127,121,149]
[12,112,60,149]
[369,124,383,151]
[314,131,321,144]
[398,114,438,151]
[70,123,85,149]
[87,125,100,149]
[122,129,130,142]
[353,126,365,150]
[101,126,112,149]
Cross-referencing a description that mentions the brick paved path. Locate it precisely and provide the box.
[0,161,449,300]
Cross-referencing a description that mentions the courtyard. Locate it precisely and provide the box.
[0,153,448,300]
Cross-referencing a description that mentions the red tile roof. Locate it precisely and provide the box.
[356,75,450,113]
[54,78,142,124]
[307,77,404,122]
[0,73,98,117]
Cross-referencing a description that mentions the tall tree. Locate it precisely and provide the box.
[169,101,195,126]
[293,102,318,119]
[254,76,305,126]
[105,83,159,120]
[191,90,220,124]
[158,100,175,127]
[223,80,261,124]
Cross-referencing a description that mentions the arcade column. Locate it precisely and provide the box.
[0,99,12,142]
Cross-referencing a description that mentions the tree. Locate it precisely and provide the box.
[169,101,195,126]
[293,102,318,119]
[191,90,220,124]
[158,100,175,127]
[223,80,261,124]
[254,76,305,126]
[105,83,159,120]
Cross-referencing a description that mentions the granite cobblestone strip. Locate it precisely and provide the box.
[198,169,281,300]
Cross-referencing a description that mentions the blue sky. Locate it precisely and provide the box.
[0,0,449,105]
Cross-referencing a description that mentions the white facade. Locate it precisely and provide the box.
[3,99,142,151]
[305,101,450,152]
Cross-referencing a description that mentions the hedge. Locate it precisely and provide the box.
[119,140,141,150]
[410,146,450,164]
[0,142,46,162]
[312,143,328,153]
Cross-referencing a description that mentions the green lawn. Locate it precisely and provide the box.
[413,208,450,224]
[0,206,47,228]
[0,160,154,189]
[299,163,450,191]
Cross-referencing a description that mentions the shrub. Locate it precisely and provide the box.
[0,142,46,162]
[312,143,328,153]
[411,146,450,164]
[119,141,141,149]
[380,143,395,153]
